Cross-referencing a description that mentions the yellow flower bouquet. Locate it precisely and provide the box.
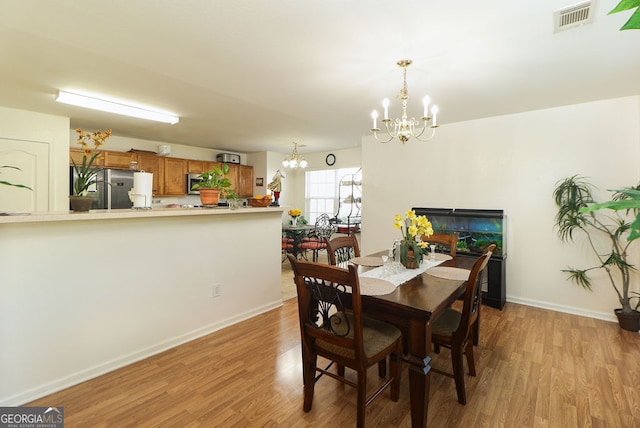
[394,209,434,268]
[288,208,302,218]
[288,208,303,226]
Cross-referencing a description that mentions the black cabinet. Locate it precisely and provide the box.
[413,207,506,309]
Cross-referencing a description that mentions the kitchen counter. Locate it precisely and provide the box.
[0,205,283,224]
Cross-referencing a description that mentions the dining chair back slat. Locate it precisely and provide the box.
[324,234,360,267]
[422,232,459,257]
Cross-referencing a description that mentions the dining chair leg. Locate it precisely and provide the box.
[337,364,345,377]
[465,341,476,376]
[302,351,317,411]
[472,317,480,346]
[390,353,401,401]
[356,369,367,428]
[451,344,467,405]
[378,359,386,377]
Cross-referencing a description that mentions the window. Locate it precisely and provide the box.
[305,167,360,224]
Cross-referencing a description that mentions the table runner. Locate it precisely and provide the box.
[359,258,446,289]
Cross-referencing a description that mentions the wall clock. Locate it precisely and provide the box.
[325,153,336,166]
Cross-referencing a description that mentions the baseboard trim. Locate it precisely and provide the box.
[3,300,283,406]
[506,296,618,323]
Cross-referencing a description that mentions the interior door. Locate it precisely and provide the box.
[0,138,50,213]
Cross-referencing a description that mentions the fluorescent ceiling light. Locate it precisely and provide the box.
[56,90,179,125]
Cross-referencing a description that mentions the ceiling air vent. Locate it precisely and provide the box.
[554,1,593,32]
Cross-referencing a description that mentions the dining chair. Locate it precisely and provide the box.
[431,243,495,405]
[287,254,402,428]
[422,232,459,257]
[298,213,335,262]
[281,236,295,262]
[324,234,360,267]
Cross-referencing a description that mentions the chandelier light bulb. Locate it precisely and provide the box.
[431,105,439,127]
[423,96,430,118]
[300,159,308,168]
[371,110,379,129]
[382,98,390,120]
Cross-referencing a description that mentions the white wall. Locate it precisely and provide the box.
[0,211,283,405]
[362,96,640,322]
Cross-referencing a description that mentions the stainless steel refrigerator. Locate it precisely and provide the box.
[70,167,134,209]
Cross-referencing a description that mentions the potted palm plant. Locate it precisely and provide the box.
[191,163,232,206]
[553,176,640,331]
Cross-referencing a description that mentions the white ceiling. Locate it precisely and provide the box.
[1,1,639,155]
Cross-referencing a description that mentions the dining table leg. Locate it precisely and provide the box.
[405,319,433,428]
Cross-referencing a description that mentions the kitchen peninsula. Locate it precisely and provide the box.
[0,206,284,405]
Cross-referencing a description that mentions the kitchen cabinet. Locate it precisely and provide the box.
[237,165,254,197]
[187,160,206,174]
[205,161,222,172]
[162,157,186,195]
[103,151,134,169]
[222,163,254,197]
[69,149,253,197]
[70,148,104,168]
[135,153,162,195]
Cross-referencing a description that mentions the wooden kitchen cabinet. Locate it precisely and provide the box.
[103,151,134,169]
[187,160,206,174]
[162,157,186,195]
[135,153,162,194]
[237,165,254,197]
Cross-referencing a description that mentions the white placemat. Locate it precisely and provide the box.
[360,258,446,288]
[359,277,396,296]
[425,266,470,281]
[350,256,384,267]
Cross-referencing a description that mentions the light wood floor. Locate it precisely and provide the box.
[28,256,640,427]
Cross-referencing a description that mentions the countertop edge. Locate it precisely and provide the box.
[0,206,285,224]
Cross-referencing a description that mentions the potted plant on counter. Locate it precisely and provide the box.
[70,128,111,212]
[191,163,232,206]
[553,176,640,331]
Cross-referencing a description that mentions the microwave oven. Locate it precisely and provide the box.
[187,173,202,195]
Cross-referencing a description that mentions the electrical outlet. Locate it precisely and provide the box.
[212,284,222,298]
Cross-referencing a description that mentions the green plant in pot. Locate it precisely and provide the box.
[191,163,231,206]
[0,165,32,190]
[553,176,640,331]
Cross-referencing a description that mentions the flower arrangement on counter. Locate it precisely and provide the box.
[71,128,112,196]
[394,209,434,268]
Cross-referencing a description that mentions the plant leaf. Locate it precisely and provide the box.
[610,0,640,30]
[562,268,592,290]
[609,0,640,14]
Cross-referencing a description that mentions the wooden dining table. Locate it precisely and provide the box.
[356,254,475,428]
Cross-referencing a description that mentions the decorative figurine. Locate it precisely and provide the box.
[267,169,285,206]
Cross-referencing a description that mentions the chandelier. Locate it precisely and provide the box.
[282,142,308,168]
[370,59,439,143]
